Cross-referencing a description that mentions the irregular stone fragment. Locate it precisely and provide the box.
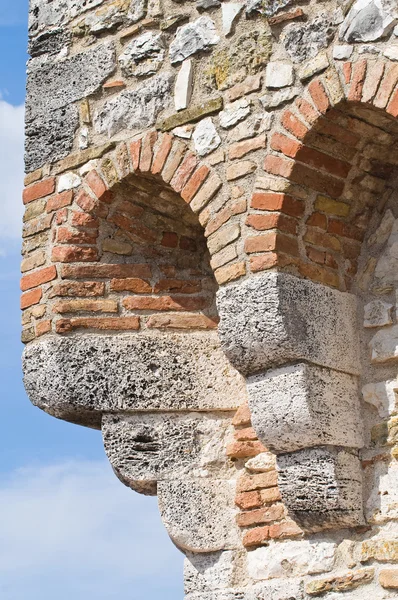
[94,73,172,137]
[197,0,221,11]
[364,300,393,328]
[362,379,398,417]
[248,363,363,454]
[298,52,329,80]
[228,113,272,142]
[246,0,294,17]
[157,97,223,131]
[265,61,294,88]
[247,540,336,580]
[193,117,221,156]
[219,98,251,129]
[23,333,246,426]
[127,0,147,22]
[118,32,165,78]
[340,0,396,43]
[217,272,360,377]
[245,452,276,473]
[333,44,354,59]
[282,14,335,63]
[170,16,220,64]
[28,28,71,58]
[360,539,398,562]
[84,0,129,34]
[370,325,398,363]
[260,87,300,108]
[184,551,240,594]
[57,172,81,192]
[277,447,364,531]
[175,59,194,111]
[365,460,398,523]
[305,568,374,596]
[158,479,239,552]
[222,3,243,36]
[380,568,398,589]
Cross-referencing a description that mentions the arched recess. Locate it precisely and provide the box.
[218,58,398,533]
[23,130,247,554]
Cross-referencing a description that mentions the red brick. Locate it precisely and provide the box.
[281,110,308,140]
[235,491,263,510]
[21,265,57,291]
[245,232,299,257]
[154,279,201,294]
[315,118,360,147]
[56,227,97,245]
[232,403,252,427]
[51,281,105,297]
[374,63,398,108]
[61,264,152,279]
[180,236,197,252]
[76,190,97,213]
[116,201,144,219]
[147,313,218,329]
[228,134,266,160]
[56,317,140,333]
[171,152,198,193]
[268,6,304,24]
[387,85,398,118]
[251,192,304,218]
[226,441,268,458]
[46,190,73,212]
[268,520,303,539]
[225,74,262,102]
[342,62,352,84]
[270,132,302,158]
[304,227,341,252]
[246,213,297,235]
[298,261,340,288]
[348,59,367,102]
[215,262,246,284]
[51,246,99,263]
[236,504,285,527]
[130,139,141,171]
[237,471,278,492]
[306,212,327,230]
[295,97,319,125]
[110,278,152,293]
[306,245,326,265]
[243,526,269,547]
[36,320,52,337]
[308,79,330,114]
[181,164,210,203]
[70,212,99,228]
[205,199,246,237]
[249,253,279,272]
[56,208,68,225]
[362,61,385,103]
[263,155,294,178]
[151,133,173,175]
[108,213,157,243]
[85,170,108,199]
[139,130,158,173]
[234,427,258,441]
[53,299,118,314]
[289,164,345,198]
[123,295,207,312]
[21,287,42,309]
[327,219,365,241]
[260,487,282,504]
[295,146,351,178]
[161,232,178,248]
[23,178,56,205]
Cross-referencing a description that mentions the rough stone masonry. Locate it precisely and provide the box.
[21,0,398,597]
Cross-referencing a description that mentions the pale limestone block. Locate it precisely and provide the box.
[333,44,354,59]
[384,45,398,60]
[366,460,398,523]
[265,61,294,88]
[362,379,398,417]
[248,540,336,581]
[248,363,363,454]
[222,3,243,36]
[364,300,393,328]
[193,117,221,157]
[370,325,398,363]
[368,210,395,247]
[298,52,329,80]
[184,551,241,593]
[245,452,276,473]
[219,98,251,129]
[57,172,81,192]
[170,17,220,64]
[175,59,194,111]
[259,87,300,108]
[173,125,194,139]
[158,479,239,552]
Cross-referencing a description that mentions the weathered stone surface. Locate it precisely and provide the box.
[102,412,232,493]
[222,3,243,36]
[94,74,172,137]
[360,538,398,562]
[118,32,165,77]
[265,62,294,88]
[277,448,364,531]
[217,272,360,377]
[170,16,220,64]
[340,0,397,43]
[362,379,398,417]
[175,59,194,111]
[28,28,71,57]
[158,479,239,552]
[365,460,398,523]
[248,363,363,454]
[29,0,105,34]
[298,52,329,80]
[245,452,276,473]
[370,325,398,363]
[260,87,300,108]
[23,333,246,426]
[219,99,251,129]
[193,117,221,156]
[246,0,294,17]
[248,540,336,580]
[305,568,374,595]
[282,14,335,63]
[157,96,223,131]
[375,219,398,284]
[379,568,398,588]
[184,551,240,593]
[364,300,393,328]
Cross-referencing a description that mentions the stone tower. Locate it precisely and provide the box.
[22,0,398,597]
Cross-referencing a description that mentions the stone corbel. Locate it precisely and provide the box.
[217,271,365,531]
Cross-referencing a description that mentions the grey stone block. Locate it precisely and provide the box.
[158,479,239,552]
[282,14,335,63]
[102,412,233,494]
[23,333,246,427]
[184,550,241,594]
[277,447,365,532]
[93,73,172,137]
[28,28,71,58]
[248,363,363,454]
[217,272,360,377]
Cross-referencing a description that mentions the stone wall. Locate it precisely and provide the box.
[22,0,398,597]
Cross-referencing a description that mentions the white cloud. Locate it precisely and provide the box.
[0,460,183,599]
[0,100,25,243]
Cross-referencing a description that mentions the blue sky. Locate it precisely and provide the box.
[0,2,183,597]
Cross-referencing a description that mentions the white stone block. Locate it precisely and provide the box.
[245,452,276,473]
[222,3,243,36]
[370,325,398,363]
[384,45,398,61]
[364,300,393,328]
[219,98,251,129]
[362,379,398,417]
[265,62,294,89]
[57,172,81,192]
[298,52,329,80]
[193,117,221,156]
[333,44,354,59]
[175,59,194,111]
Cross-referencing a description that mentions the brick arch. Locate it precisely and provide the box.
[22,129,246,339]
[245,58,398,291]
